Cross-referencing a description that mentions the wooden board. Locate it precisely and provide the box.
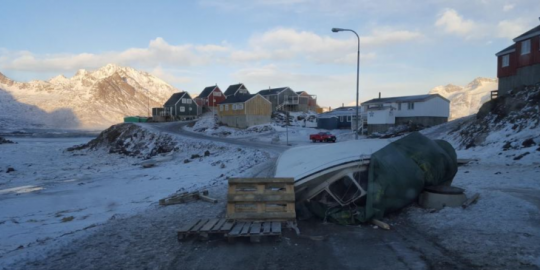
[227,178,296,221]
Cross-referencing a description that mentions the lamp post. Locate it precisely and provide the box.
[332,27,360,140]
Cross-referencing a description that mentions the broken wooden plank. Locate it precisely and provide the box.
[371,219,390,230]
[199,194,218,204]
[462,193,480,209]
[228,178,294,184]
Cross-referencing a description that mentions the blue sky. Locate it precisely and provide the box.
[1,0,539,108]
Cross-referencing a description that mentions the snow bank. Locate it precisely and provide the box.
[186,113,276,138]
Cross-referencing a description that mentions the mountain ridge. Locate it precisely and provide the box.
[0,64,180,129]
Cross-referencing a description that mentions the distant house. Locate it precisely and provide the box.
[361,94,449,134]
[258,87,300,112]
[217,94,272,129]
[496,21,540,96]
[224,83,250,97]
[296,91,318,112]
[163,92,199,120]
[316,109,354,130]
[194,85,225,113]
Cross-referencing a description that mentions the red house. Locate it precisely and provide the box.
[496,20,540,96]
[194,85,226,113]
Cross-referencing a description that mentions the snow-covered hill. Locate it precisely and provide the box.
[0,64,179,129]
[429,77,498,120]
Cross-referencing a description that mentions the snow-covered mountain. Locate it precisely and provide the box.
[429,77,498,120]
[0,64,179,129]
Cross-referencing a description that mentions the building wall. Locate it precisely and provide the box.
[498,63,540,96]
[498,51,518,78]
[317,118,339,129]
[516,36,540,68]
[218,95,271,128]
[367,124,395,134]
[367,109,395,124]
[395,116,448,127]
[206,89,226,107]
[393,97,450,118]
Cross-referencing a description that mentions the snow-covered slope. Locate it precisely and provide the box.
[429,77,498,120]
[0,64,179,129]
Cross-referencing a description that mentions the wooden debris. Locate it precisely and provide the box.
[159,190,216,206]
[371,219,390,230]
[177,219,282,243]
[462,193,480,209]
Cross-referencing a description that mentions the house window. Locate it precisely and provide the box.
[340,116,344,122]
[398,103,402,110]
[220,105,223,111]
[502,54,510,67]
[181,98,186,104]
[225,104,229,111]
[407,102,415,110]
[232,104,237,110]
[521,39,531,55]
[180,106,185,112]
[347,116,351,122]
[214,92,221,97]
[237,103,244,110]
[187,99,192,104]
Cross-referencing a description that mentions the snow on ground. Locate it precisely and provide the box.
[186,112,356,145]
[0,127,269,268]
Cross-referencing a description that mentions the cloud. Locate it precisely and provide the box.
[497,19,531,39]
[230,28,421,64]
[0,38,230,72]
[435,9,482,39]
[503,4,514,11]
[150,66,192,84]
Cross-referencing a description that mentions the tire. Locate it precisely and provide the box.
[332,138,336,143]
[312,139,316,143]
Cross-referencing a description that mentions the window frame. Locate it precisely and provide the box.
[502,54,510,67]
[180,106,185,112]
[407,102,415,110]
[521,39,531,55]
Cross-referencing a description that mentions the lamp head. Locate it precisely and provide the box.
[331,28,341,33]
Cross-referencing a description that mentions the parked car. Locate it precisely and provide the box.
[309,132,336,143]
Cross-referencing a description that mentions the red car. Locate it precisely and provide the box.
[309,132,337,143]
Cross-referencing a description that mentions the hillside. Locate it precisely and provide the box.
[429,77,498,120]
[0,64,179,129]
[424,83,539,163]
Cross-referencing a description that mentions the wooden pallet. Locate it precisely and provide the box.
[227,221,282,243]
[177,219,235,241]
[226,178,296,221]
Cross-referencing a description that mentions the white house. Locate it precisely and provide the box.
[361,94,450,134]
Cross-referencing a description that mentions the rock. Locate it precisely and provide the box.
[190,154,200,159]
[522,138,536,148]
[184,159,191,164]
[495,172,502,175]
[502,141,512,150]
[513,152,530,160]
[6,167,15,173]
[220,163,226,169]
[0,136,15,144]
[204,150,210,157]
[537,147,540,152]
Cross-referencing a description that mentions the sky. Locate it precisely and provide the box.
[1,0,539,108]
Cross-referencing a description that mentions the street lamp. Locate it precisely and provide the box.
[332,27,360,140]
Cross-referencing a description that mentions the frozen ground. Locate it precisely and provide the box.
[0,130,269,268]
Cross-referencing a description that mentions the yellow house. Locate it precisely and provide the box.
[218,94,272,128]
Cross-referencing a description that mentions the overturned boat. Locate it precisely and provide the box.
[275,132,458,224]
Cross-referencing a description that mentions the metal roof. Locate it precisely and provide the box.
[495,44,516,56]
[258,87,290,96]
[164,92,187,107]
[219,93,257,104]
[198,86,218,98]
[317,110,354,119]
[513,24,540,42]
[362,94,448,105]
[224,83,248,96]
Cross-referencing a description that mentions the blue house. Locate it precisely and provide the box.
[316,108,355,130]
